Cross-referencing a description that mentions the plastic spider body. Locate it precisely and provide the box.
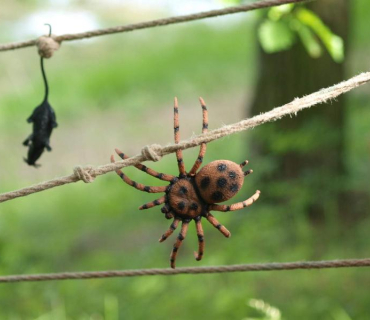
[111,98,260,268]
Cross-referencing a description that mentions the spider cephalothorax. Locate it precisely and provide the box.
[111,97,260,268]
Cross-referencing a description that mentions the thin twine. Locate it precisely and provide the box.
[0,71,369,204]
[0,258,369,283]
[0,0,310,52]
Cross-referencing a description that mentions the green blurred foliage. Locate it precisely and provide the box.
[245,299,282,320]
[0,0,369,319]
[258,4,344,62]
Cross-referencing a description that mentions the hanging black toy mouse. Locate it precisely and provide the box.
[23,24,58,167]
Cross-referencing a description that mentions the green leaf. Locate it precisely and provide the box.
[258,20,295,53]
[292,18,323,58]
[268,3,295,21]
[296,8,344,62]
[222,0,243,4]
[247,299,282,320]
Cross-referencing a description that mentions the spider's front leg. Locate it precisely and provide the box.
[161,204,174,219]
[158,217,190,268]
[115,148,176,182]
[170,219,190,269]
[209,190,261,212]
[110,155,167,193]
[159,218,181,242]
[194,216,205,261]
[139,196,166,210]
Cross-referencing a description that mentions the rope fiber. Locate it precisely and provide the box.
[0,0,310,52]
[0,71,369,204]
[0,258,369,283]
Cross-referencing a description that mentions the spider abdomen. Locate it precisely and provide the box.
[195,160,244,204]
[167,179,204,219]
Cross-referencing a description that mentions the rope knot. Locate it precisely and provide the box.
[73,166,96,183]
[141,144,162,162]
[36,35,60,58]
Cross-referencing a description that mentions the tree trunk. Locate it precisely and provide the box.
[250,0,349,224]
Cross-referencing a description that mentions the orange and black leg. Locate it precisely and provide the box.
[174,97,186,177]
[240,160,253,176]
[194,216,205,261]
[205,212,231,237]
[115,148,176,182]
[170,219,190,268]
[240,160,249,168]
[209,190,261,212]
[111,155,167,193]
[189,97,208,176]
[139,195,167,210]
[159,218,181,242]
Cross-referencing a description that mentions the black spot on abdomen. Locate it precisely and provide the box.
[217,163,227,172]
[228,171,236,179]
[190,202,199,210]
[179,186,188,194]
[211,191,224,202]
[200,177,210,189]
[177,201,186,210]
[217,177,227,188]
[230,183,239,193]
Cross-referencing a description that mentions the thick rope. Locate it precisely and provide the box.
[36,35,61,58]
[0,258,369,283]
[73,166,96,183]
[0,71,369,204]
[0,0,310,52]
[141,144,163,162]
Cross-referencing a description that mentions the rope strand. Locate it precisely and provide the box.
[0,71,369,204]
[0,0,310,52]
[0,258,369,283]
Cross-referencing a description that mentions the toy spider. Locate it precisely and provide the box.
[110,98,260,268]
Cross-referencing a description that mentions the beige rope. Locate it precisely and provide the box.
[0,258,369,283]
[36,35,61,58]
[0,71,369,204]
[73,166,96,183]
[0,0,310,52]
[141,144,163,162]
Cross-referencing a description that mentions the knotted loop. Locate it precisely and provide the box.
[141,144,162,162]
[36,35,60,58]
[73,166,96,183]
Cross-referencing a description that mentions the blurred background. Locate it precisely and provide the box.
[0,0,369,319]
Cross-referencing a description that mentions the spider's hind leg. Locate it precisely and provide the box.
[209,190,260,212]
[240,160,253,176]
[170,219,190,269]
[189,97,208,176]
[173,98,186,177]
[240,160,249,168]
[205,213,231,238]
